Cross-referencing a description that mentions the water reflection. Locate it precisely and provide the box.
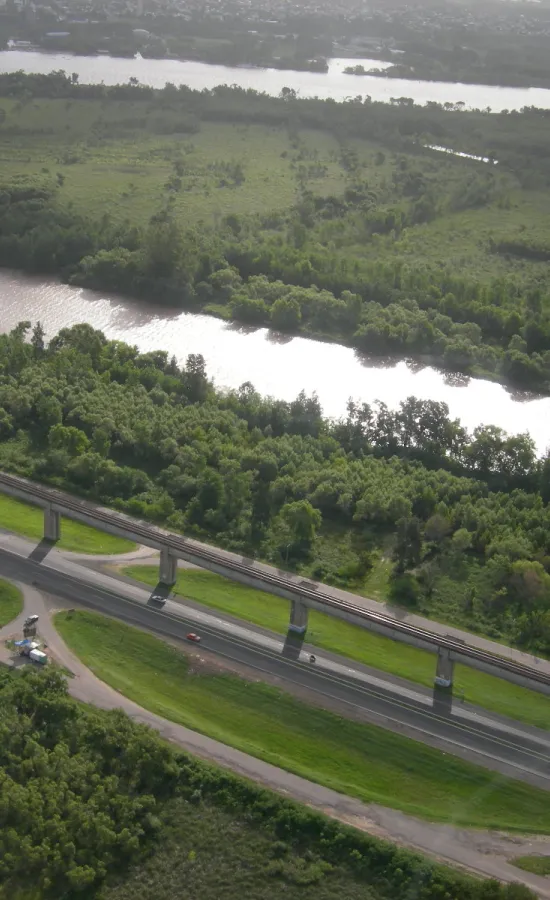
[1,269,549,452]
[2,50,550,111]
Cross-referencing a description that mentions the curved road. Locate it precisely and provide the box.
[1,581,550,898]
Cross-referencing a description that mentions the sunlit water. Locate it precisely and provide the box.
[1,50,550,111]
[1,270,549,451]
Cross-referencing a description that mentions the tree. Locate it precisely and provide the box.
[270,297,301,331]
[31,321,45,356]
[35,394,62,431]
[48,423,90,457]
[270,499,321,560]
[184,353,209,403]
[451,528,472,555]
[389,572,420,607]
[145,219,186,278]
[424,514,451,544]
[393,516,422,573]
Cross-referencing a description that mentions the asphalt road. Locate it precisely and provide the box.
[3,582,550,897]
[0,533,549,791]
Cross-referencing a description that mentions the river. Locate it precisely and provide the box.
[2,50,550,111]
[1,270,549,452]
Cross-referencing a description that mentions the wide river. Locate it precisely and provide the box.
[1,270,549,452]
[2,50,550,111]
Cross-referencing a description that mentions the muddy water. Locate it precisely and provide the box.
[1,269,549,451]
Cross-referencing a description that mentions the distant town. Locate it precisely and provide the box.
[1,0,550,84]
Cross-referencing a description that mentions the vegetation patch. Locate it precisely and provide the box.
[511,856,550,876]
[3,74,550,395]
[1,324,550,676]
[0,665,535,900]
[122,565,550,731]
[0,494,135,554]
[55,609,550,832]
[0,577,23,627]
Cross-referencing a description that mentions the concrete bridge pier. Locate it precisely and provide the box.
[283,598,309,660]
[44,506,60,542]
[159,547,177,586]
[435,647,455,687]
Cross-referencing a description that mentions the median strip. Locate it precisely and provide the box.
[55,609,550,833]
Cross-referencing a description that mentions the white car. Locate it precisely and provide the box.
[24,615,39,626]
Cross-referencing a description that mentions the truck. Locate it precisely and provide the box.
[29,649,48,666]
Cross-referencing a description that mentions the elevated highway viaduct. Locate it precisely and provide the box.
[1,470,549,702]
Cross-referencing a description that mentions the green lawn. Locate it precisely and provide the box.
[122,566,550,731]
[0,577,23,627]
[511,856,550,876]
[54,609,550,833]
[0,494,135,554]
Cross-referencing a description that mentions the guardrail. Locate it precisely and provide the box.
[1,470,550,693]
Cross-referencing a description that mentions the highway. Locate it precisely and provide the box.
[1,470,550,695]
[0,531,549,791]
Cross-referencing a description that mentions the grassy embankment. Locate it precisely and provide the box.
[0,494,135,554]
[1,97,549,284]
[122,565,550,731]
[0,578,23,627]
[55,608,550,833]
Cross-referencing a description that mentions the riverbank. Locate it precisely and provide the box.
[2,75,550,440]
[2,269,549,450]
[2,49,550,110]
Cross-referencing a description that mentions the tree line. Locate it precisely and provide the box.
[1,322,550,653]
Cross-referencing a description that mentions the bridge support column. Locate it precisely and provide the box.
[435,648,454,688]
[283,599,309,660]
[44,506,60,542]
[159,547,177,586]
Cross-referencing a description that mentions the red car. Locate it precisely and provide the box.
[186,632,201,643]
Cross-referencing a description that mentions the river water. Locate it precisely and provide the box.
[2,50,550,111]
[1,270,549,451]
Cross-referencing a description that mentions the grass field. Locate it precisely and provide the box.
[1,95,549,284]
[0,577,23,627]
[55,609,550,833]
[511,856,550,876]
[0,494,135,554]
[122,565,550,731]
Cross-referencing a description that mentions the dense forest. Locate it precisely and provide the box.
[1,322,550,655]
[0,666,534,900]
[1,72,550,393]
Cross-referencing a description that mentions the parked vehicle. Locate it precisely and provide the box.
[186,633,201,643]
[309,654,316,663]
[17,640,39,657]
[24,614,39,626]
[29,649,48,665]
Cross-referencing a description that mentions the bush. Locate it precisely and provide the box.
[389,572,421,607]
